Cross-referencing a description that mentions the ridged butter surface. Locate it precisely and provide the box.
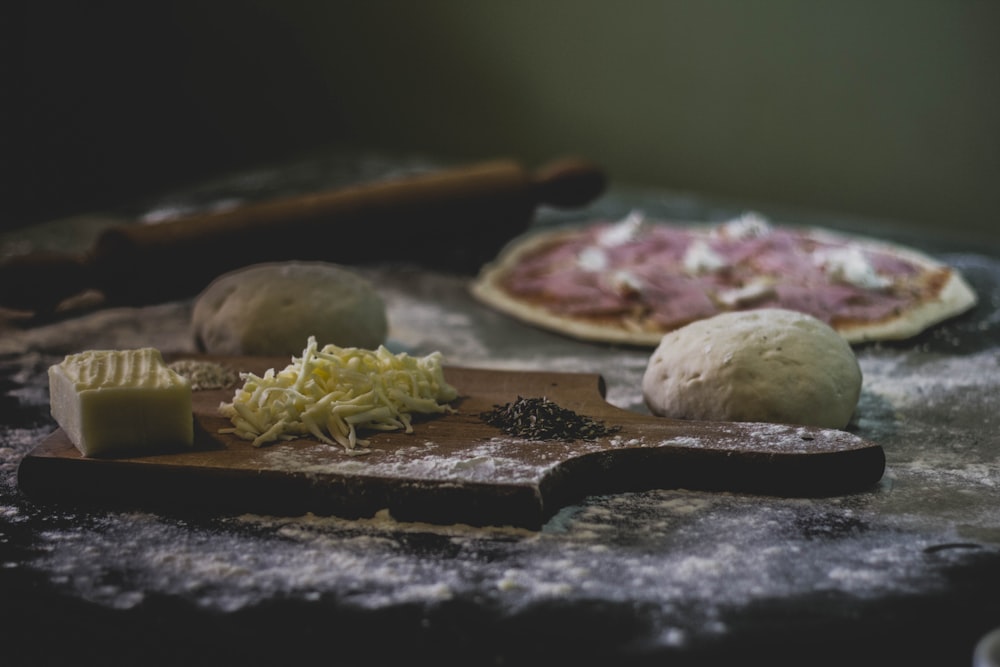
[49,348,193,457]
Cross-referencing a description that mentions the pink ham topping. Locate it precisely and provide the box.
[499,218,928,327]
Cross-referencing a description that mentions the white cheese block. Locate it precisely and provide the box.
[48,348,194,457]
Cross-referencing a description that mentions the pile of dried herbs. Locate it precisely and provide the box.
[480,396,620,441]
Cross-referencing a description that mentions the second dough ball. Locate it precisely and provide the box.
[642,309,862,429]
[192,262,388,356]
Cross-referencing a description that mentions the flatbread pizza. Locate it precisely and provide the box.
[470,211,977,345]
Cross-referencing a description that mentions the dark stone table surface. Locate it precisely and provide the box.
[2,155,999,666]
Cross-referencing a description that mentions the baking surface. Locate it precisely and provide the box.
[1,155,999,665]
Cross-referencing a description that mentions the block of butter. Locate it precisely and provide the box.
[48,348,194,457]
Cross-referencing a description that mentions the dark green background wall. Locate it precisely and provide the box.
[10,1,999,240]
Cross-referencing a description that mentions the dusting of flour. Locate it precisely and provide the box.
[7,258,1000,652]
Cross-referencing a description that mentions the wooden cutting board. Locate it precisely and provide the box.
[17,358,885,529]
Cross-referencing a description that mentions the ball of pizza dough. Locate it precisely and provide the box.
[642,309,862,429]
[192,262,388,355]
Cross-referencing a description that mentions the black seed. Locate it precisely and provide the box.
[479,396,621,442]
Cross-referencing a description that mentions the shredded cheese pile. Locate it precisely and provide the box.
[219,336,458,454]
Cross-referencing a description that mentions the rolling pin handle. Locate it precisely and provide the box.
[532,157,607,208]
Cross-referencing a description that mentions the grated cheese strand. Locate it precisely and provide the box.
[218,336,458,454]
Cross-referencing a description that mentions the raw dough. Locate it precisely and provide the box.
[641,309,862,429]
[192,262,388,355]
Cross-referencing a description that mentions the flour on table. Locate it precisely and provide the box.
[6,254,999,653]
[859,347,1000,409]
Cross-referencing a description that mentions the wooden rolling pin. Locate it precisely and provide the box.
[0,157,606,312]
